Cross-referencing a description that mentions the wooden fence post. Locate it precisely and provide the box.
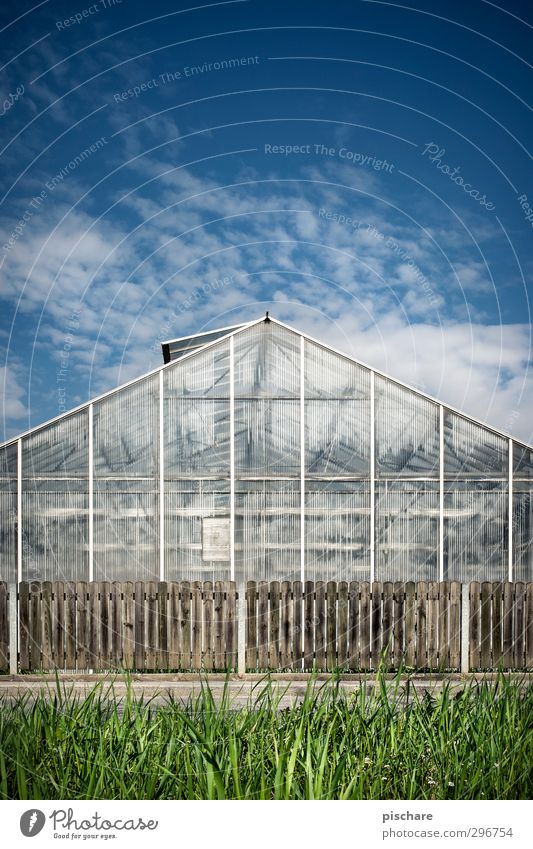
[237,582,246,677]
[461,583,470,674]
[9,583,17,674]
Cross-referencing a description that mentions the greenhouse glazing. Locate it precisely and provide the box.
[0,316,532,585]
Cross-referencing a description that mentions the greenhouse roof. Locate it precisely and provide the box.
[1,314,532,452]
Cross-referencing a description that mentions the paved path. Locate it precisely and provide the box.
[0,672,530,709]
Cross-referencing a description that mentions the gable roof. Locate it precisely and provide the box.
[1,314,531,452]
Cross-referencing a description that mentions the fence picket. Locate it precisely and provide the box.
[191,582,202,670]
[382,582,393,670]
[348,581,359,671]
[438,581,449,670]
[123,582,134,670]
[41,582,53,670]
[64,582,76,670]
[371,582,381,670]
[158,582,169,671]
[19,582,29,671]
[315,582,325,670]
[416,582,427,670]
[99,582,110,670]
[526,583,533,670]
[30,582,41,670]
[226,582,236,670]
[427,581,439,671]
[167,582,179,670]
[53,582,64,669]
[404,582,416,668]
[449,581,461,671]
[337,581,348,669]
[292,580,303,671]
[502,582,514,669]
[134,582,145,671]
[258,582,269,669]
[303,581,314,670]
[514,583,525,670]
[203,581,213,671]
[486,582,498,669]
[280,581,292,670]
[0,584,8,672]
[76,582,87,670]
[469,582,480,671]
[214,581,225,670]
[326,581,337,671]
[180,582,191,670]
[360,582,371,671]
[393,582,404,670]
[246,581,257,670]
[269,582,280,669]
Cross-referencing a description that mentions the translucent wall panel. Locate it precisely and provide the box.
[513,440,533,479]
[165,338,230,397]
[21,481,88,581]
[234,322,300,397]
[22,411,89,476]
[375,481,438,581]
[235,400,300,476]
[444,411,507,476]
[305,341,370,476]
[21,410,89,581]
[165,399,230,476]
[513,482,532,582]
[93,376,158,477]
[165,480,230,582]
[93,481,158,581]
[375,376,440,476]
[444,482,507,581]
[305,481,370,582]
[235,481,300,582]
[0,444,17,582]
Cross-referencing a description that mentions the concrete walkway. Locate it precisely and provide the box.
[0,672,530,709]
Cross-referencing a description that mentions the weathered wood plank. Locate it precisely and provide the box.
[371,582,381,671]
[41,582,53,670]
[416,582,427,671]
[404,582,416,668]
[382,582,393,670]
[482,582,495,669]
[449,581,461,671]
[314,581,325,671]
[326,581,337,671]
[269,581,280,669]
[202,581,213,671]
[337,581,348,670]
[167,582,179,670]
[19,582,30,671]
[526,583,533,670]
[292,580,303,670]
[65,581,77,670]
[280,581,292,670]
[76,582,88,670]
[122,582,134,670]
[99,582,110,670]
[214,581,225,670]
[303,581,314,670]
[29,582,41,670]
[180,581,191,670]
[111,582,122,669]
[438,581,449,670]
[360,582,371,671]
[513,582,525,670]
[502,581,514,669]
[246,581,257,670]
[469,582,480,671]
[52,582,64,670]
[427,581,439,671]
[191,581,202,671]
[226,581,236,670]
[492,581,503,669]
[348,581,359,671]
[88,582,99,669]
[134,581,145,671]
[258,581,269,669]
[145,581,157,671]
[393,582,404,670]
[158,582,169,671]
[0,584,8,672]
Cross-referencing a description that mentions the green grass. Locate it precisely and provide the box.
[0,673,531,800]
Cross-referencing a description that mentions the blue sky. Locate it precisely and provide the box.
[1,0,532,443]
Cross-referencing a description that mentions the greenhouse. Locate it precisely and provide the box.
[0,315,532,585]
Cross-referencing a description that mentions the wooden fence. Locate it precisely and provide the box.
[0,580,532,673]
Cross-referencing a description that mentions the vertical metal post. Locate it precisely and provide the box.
[88,403,94,582]
[439,405,444,581]
[17,438,22,584]
[9,584,17,675]
[159,370,165,581]
[370,371,375,584]
[300,335,305,584]
[508,437,513,582]
[230,336,235,581]
[461,583,470,674]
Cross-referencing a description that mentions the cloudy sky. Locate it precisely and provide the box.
[0,0,532,444]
